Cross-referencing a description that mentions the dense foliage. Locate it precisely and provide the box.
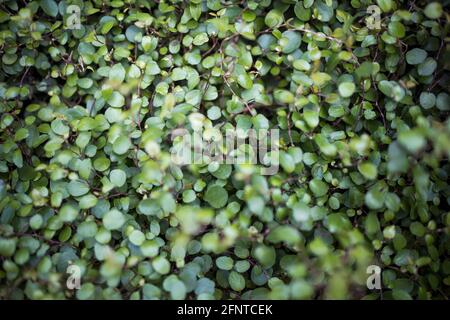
[0,0,449,300]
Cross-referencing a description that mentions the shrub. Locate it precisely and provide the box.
[0,0,449,300]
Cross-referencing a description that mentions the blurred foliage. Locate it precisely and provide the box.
[0,0,449,300]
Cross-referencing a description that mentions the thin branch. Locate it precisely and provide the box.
[19,67,30,87]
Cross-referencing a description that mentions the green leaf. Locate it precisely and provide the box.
[315,0,333,22]
[204,185,228,208]
[280,151,295,173]
[152,256,170,275]
[388,21,406,38]
[234,260,250,273]
[107,92,125,108]
[110,169,127,187]
[410,222,426,237]
[170,280,186,300]
[279,31,301,54]
[182,190,196,203]
[103,209,125,230]
[253,245,276,268]
[228,271,246,291]
[138,198,160,216]
[145,61,161,75]
[189,4,201,21]
[419,92,436,109]
[392,289,413,300]
[193,33,209,46]
[303,104,319,128]
[235,21,255,40]
[109,64,126,83]
[0,238,16,257]
[40,0,58,17]
[234,64,253,90]
[358,161,378,180]
[424,2,443,19]
[365,213,380,235]
[309,179,329,197]
[68,180,90,197]
[293,59,311,71]
[398,130,426,153]
[59,204,79,222]
[311,72,332,87]
[171,67,187,81]
[14,128,29,141]
[418,58,437,76]
[405,48,427,65]
[377,0,394,12]
[365,186,386,210]
[216,256,234,270]
[274,89,294,104]
[185,90,202,106]
[378,80,405,102]
[338,82,356,98]
[78,78,93,89]
[294,2,311,21]
[79,194,98,209]
[207,106,222,120]
[113,136,131,155]
[436,93,450,111]
[265,9,283,28]
[129,230,146,246]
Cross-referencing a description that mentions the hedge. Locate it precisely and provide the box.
[0,0,449,300]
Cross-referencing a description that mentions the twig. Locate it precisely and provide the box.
[19,67,30,87]
[287,110,294,146]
